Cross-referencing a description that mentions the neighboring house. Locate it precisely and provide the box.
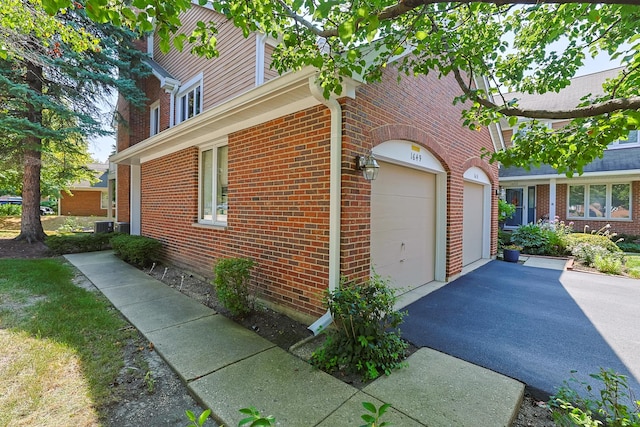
[113,5,501,324]
[499,68,640,236]
[59,163,113,217]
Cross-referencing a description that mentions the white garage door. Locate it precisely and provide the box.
[463,181,484,266]
[371,161,436,291]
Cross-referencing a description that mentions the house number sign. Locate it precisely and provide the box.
[409,144,423,164]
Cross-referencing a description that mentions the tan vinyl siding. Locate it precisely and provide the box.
[502,129,514,148]
[153,5,256,110]
[264,44,280,82]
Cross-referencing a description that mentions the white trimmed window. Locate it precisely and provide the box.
[608,130,639,149]
[150,101,160,136]
[101,192,109,210]
[176,74,203,124]
[199,140,228,225]
[568,183,631,220]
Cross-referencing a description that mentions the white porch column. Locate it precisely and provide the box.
[130,164,141,235]
[549,178,557,220]
[107,180,114,219]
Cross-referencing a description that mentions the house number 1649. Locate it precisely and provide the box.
[411,152,422,162]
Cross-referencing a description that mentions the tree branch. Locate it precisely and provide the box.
[452,67,640,119]
[282,0,640,39]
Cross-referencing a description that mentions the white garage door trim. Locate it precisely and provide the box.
[373,140,447,282]
[463,167,491,261]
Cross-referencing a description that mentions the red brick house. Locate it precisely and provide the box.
[499,68,640,237]
[113,5,501,324]
[59,163,112,217]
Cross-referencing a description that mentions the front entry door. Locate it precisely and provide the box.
[505,187,536,227]
[505,188,523,227]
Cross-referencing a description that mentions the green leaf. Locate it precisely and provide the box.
[174,34,187,51]
[361,414,376,423]
[378,403,392,416]
[198,409,211,425]
[362,401,376,413]
[366,16,379,42]
[338,21,355,43]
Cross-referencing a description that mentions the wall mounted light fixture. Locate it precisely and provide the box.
[356,153,380,181]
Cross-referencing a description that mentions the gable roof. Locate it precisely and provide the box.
[143,58,180,91]
[500,146,640,179]
[500,67,637,179]
[503,67,624,111]
[68,163,109,190]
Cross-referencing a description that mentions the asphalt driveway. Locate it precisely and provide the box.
[402,261,640,398]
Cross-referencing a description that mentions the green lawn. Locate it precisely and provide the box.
[0,258,135,425]
[0,215,105,238]
[625,253,640,279]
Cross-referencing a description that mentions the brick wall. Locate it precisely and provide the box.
[140,106,333,319]
[59,190,107,216]
[536,184,550,221]
[134,66,498,318]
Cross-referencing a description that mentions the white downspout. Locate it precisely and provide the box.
[308,78,342,335]
[168,85,179,128]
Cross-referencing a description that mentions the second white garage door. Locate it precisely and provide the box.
[462,181,485,266]
[371,161,436,291]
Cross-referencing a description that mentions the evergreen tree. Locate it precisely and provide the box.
[0,0,148,242]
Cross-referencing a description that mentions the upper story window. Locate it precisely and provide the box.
[608,130,639,149]
[150,101,160,136]
[568,183,631,220]
[176,73,203,124]
[199,139,228,226]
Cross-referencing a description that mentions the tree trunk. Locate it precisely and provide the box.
[15,62,46,243]
[17,147,46,243]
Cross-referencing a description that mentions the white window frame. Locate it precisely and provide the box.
[176,73,203,124]
[567,182,632,221]
[198,137,229,226]
[150,101,160,136]
[101,191,109,210]
[607,130,640,149]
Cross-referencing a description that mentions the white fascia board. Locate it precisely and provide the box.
[148,66,181,91]
[112,67,324,165]
[500,169,640,184]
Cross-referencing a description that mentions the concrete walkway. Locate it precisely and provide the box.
[65,251,524,426]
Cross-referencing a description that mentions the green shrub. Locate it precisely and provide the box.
[311,273,408,381]
[571,243,611,267]
[0,204,21,216]
[594,254,624,275]
[564,233,621,254]
[110,234,162,267]
[498,229,512,249]
[617,242,640,253]
[498,199,516,223]
[213,258,255,316]
[46,232,115,255]
[512,223,549,255]
[57,217,86,233]
[549,368,640,427]
[541,218,574,256]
